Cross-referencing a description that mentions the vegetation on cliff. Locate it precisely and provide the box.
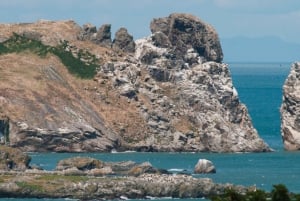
[0,33,99,79]
[211,184,300,201]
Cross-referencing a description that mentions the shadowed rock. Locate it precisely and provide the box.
[0,115,9,144]
[150,13,223,63]
[56,157,104,171]
[0,146,31,171]
[78,23,97,40]
[113,27,136,53]
[94,24,112,47]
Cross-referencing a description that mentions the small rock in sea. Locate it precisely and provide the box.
[194,159,216,174]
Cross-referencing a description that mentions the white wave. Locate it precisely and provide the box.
[168,168,185,172]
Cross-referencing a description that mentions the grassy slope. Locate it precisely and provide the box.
[0,34,148,148]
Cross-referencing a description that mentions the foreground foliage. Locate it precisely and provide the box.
[211,184,300,201]
[0,33,99,79]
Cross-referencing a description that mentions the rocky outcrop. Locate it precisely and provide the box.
[150,13,223,63]
[10,121,120,152]
[79,24,134,52]
[0,146,31,170]
[0,14,270,153]
[94,24,112,47]
[0,148,253,200]
[56,157,167,176]
[0,171,250,200]
[99,19,269,152]
[194,159,216,174]
[78,23,97,41]
[281,62,300,150]
[113,27,136,53]
[56,157,104,171]
[0,115,9,144]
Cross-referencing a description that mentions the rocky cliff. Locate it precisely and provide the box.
[281,62,300,150]
[0,13,270,152]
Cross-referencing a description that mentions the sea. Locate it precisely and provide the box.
[2,62,300,201]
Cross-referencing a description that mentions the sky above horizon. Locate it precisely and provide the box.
[1,0,300,61]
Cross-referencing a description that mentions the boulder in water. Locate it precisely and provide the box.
[194,159,216,174]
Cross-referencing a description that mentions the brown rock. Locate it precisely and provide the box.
[150,13,223,63]
[56,157,104,171]
[113,27,136,53]
[0,146,31,170]
[128,162,157,176]
[94,24,112,47]
[78,23,97,40]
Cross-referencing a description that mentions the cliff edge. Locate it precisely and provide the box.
[0,13,270,152]
[281,62,300,150]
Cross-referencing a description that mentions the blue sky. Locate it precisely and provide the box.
[1,0,300,61]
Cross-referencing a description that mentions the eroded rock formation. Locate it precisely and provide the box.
[113,27,136,52]
[150,13,223,63]
[281,62,300,150]
[0,14,270,152]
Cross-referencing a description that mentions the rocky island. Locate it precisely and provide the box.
[281,62,300,150]
[0,13,270,152]
[0,145,252,200]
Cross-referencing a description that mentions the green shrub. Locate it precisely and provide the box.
[16,181,43,192]
[51,43,98,79]
[246,189,267,201]
[271,184,291,201]
[0,33,99,79]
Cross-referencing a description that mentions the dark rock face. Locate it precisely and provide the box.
[78,23,97,40]
[0,115,9,144]
[10,123,120,152]
[151,32,171,48]
[113,27,136,53]
[150,13,223,63]
[281,62,300,150]
[94,24,112,47]
[0,146,31,170]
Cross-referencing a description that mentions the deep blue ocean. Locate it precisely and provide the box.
[2,62,300,201]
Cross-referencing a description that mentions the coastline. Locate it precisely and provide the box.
[0,170,249,200]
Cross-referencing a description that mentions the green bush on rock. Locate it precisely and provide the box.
[0,33,99,79]
[210,184,299,201]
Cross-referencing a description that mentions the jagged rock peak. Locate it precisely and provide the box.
[79,23,97,40]
[281,62,300,150]
[95,24,112,47]
[113,27,136,53]
[150,13,223,63]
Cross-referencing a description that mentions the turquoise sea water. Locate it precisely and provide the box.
[229,62,291,149]
[2,62,300,201]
